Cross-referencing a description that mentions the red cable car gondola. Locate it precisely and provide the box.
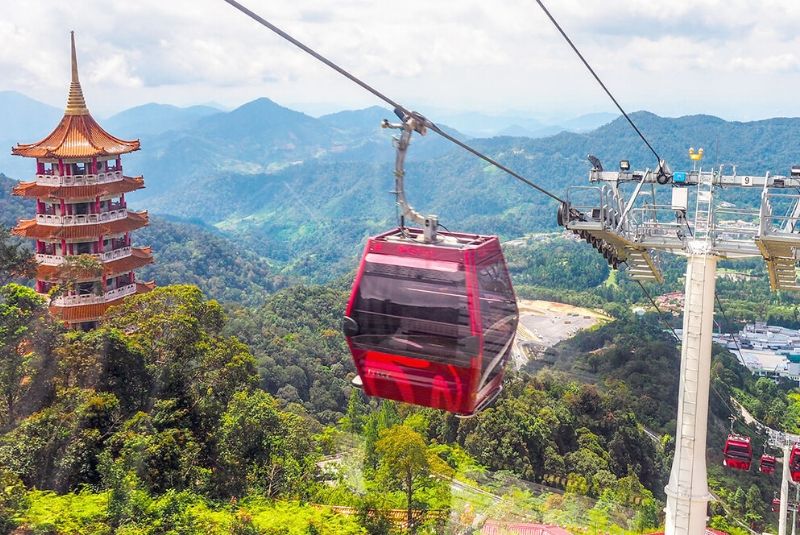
[772,498,781,513]
[343,111,519,417]
[759,454,776,475]
[789,443,800,483]
[344,227,518,416]
[722,434,752,471]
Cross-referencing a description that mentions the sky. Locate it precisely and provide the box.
[3,1,800,121]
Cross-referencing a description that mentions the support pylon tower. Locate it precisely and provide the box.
[664,249,716,532]
[560,150,800,533]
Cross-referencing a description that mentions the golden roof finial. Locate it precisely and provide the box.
[65,31,89,116]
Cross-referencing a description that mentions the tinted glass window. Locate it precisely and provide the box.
[350,259,473,365]
[477,258,517,385]
[726,444,750,458]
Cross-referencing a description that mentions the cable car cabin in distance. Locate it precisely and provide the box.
[790,444,800,483]
[722,434,752,471]
[759,454,776,475]
[343,227,519,417]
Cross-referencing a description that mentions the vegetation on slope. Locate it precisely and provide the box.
[2,172,798,531]
[0,267,669,532]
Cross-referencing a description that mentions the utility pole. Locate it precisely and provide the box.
[561,153,800,534]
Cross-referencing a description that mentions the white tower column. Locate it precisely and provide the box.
[665,251,717,534]
[781,445,790,535]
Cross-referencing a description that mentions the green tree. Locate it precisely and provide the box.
[0,226,36,285]
[363,413,380,472]
[342,389,366,433]
[0,468,27,533]
[215,389,315,499]
[47,254,103,302]
[100,409,203,495]
[732,487,746,515]
[105,285,257,440]
[375,425,432,533]
[0,388,120,491]
[744,484,764,529]
[0,283,47,424]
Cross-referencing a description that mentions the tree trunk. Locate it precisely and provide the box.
[406,469,414,533]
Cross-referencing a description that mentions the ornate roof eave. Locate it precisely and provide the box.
[11,32,140,160]
[12,176,145,199]
[36,247,154,282]
[11,211,149,240]
[49,281,154,324]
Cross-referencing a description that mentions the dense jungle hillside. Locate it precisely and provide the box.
[0,225,795,532]
[5,93,800,283]
[2,99,800,532]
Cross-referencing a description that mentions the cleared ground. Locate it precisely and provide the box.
[512,299,609,368]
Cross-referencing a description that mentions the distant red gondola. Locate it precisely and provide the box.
[773,498,781,513]
[344,227,519,416]
[723,434,752,471]
[790,443,800,482]
[759,454,776,475]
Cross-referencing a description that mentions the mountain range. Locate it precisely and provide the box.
[3,90,800,282]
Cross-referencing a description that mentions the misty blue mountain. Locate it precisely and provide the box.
[3,91,800,284]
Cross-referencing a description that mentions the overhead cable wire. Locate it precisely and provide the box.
[533,0,662,166]
[632,277,680,342]
[221,0,565,204]
[714,294,745,359]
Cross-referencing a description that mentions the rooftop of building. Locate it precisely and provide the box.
[12,176,145,199]
[11,32,139,160]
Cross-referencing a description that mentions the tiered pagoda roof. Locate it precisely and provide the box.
[37,247,154,282]
[11,33,140,160]
[11,114,140,159]
[12,211,149,240]
[52,281,155,323]
[12,176,145,199]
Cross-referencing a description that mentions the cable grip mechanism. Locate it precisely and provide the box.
[382,108,439,243]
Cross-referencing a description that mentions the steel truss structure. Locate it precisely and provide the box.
[560,156,800,534]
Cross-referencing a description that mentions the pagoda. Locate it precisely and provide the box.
[11,32,154,329]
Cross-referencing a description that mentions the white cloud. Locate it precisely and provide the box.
[3,0,800,119]
[87,53,143,88]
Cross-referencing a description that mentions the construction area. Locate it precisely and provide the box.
[513,299,609,367]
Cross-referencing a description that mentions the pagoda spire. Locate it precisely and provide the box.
[65,31,89,116]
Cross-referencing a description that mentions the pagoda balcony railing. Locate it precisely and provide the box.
[36,246,133,266]
[35,170,123,187]
[50,283,136,307]
[97,246,133,262]
[36,209,128,226]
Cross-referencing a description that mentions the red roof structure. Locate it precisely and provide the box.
[37,247,154,282]
[52,282,154,323]
[12,211,149,240]
[12,176,145,199]
[12,33,139,159]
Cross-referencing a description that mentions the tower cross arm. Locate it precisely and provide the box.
[590,168,798,188]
